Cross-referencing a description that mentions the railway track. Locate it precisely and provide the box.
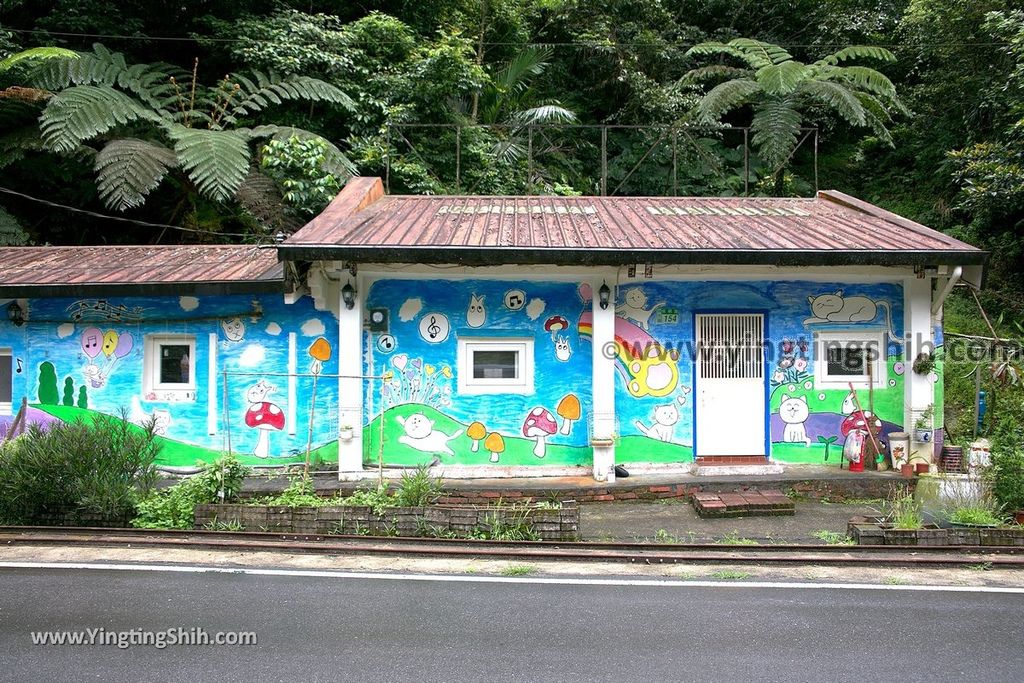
[2,526,1023,568]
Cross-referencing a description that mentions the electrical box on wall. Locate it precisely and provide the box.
[366,307,389,332]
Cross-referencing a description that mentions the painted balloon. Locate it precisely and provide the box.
[114,332,134,358]
[102,330,119,357]
[81,328,103,359]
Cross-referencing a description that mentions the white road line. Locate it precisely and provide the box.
[1,561,1023,594]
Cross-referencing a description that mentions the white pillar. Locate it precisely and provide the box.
[904,275,935,463]
[590,274,617,481]
[337,273,364,475]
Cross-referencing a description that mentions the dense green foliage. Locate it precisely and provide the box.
[0,414,160,524]
[132,454,249,529]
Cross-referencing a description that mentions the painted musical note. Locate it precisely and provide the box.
[504,289,526,311]
[81,328,102,359]
[417,312,450,343]
[15,358,23,374]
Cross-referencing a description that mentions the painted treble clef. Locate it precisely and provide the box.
[427,315,441,339]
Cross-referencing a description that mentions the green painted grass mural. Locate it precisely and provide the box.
[33,404,338,468]
[363,403,693,468]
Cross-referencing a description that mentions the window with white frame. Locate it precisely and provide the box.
[457,338,534,395]
[143,334,196,397]
[814,330,886,389]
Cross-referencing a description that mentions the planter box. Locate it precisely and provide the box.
[195,501,579,541]
[848,515,1024,546]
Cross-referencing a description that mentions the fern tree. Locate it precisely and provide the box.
[682,39,905,194]
[1,44,355,233]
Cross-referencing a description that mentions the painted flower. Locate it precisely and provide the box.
[778,356,794,369]
[441,366,453,378]
[773,371,785,384]
[382,370,394,382]
[893,361,905,376]
[425,364,435,375]
[794,358,808,372]
[782,340,794,354]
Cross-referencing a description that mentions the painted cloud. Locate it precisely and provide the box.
[399,297,423,322]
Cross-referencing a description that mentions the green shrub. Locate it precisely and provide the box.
[885,489,923,530]
[252,474,334,508]
[132,454,249,529]
[0,414,160,525]
[340,482,396,514]
[394,465,443,507]
[990,446,1024,513]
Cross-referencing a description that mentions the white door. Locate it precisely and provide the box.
[695,314,765,456]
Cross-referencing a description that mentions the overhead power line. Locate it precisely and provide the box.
[0,26,1014,49]
[0,185,254,238]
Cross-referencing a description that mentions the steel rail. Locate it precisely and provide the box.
[1,527,1022,568]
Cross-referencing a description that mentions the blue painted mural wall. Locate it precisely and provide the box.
[0,293,340,467]
[609,279,910,465]
[362,278,594,467]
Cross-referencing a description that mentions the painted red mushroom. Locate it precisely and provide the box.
[523,406,558,458]
[543,315,569,339]
[245,380,285,458]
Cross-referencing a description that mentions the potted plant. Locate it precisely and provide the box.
[914,404,934,443]
[339,424,355,441]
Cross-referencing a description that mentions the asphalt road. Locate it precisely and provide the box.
[0,566,1021,682]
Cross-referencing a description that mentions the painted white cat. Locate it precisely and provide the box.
[779,394,811,446]
[804,291,897,339]
[466,294,486,328]
[130,395,171,436]
[554,335,571,362]
[397,413,464,456]
[635,403,678,442]
[616,288,665,331]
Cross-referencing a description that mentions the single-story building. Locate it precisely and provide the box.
[0,178,986,479]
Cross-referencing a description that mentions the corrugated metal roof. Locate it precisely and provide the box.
[281,178,985,267]
[0,245,283,296]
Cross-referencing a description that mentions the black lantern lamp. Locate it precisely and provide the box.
[341,282,356,310]
[6,300,25,326]
[598,282,611,310]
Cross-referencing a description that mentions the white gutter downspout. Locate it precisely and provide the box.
[932,266,962,315]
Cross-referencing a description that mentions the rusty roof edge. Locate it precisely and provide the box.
[817,190,982,251]
[284,177,385,246]
[0,278,285,298]
[276,244,989,267]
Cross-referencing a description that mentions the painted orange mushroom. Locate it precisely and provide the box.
[308,337,332,375]
[484,432,505,463]
[467,421,487,452]
[556,393,581,435]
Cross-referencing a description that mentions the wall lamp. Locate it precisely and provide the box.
[6,300,25,326]
[341,282,356,310]
[598,282,611,310]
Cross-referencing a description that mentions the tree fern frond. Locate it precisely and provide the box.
[729,39,793,67]
[821,65,898,100]
[693,78,761,122]
[0,205,29,245]
[686,42,760,68]
[795,79,866,127]
[680,65,752,84]
[234,168,303,235]
[168,126,251,202]
[816,46,896,67]
[0,47,79,74]
[750,100,802,170]
[853,92,895,144]
[756,61,809,95]
[40,85,157,153]
[94,138,177,211]
[228,72,354,117]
